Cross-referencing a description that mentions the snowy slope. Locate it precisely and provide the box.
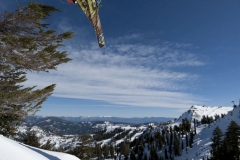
[91,105,235,160]
[98,121,148,146]
[92,105,236,160]
[95,105,236,160]
[0,135,79,160]
[176,105,239,160]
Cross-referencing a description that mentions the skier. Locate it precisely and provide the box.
[67,0,105,47]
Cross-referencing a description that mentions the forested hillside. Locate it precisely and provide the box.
[9,105,239,160]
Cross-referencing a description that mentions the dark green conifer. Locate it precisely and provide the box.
[210,126,223,160]
[185,133,189,147]
[189,132,194,148]
[173,133,180,156]
[150,146,159,160]
[130,150,136,160]
[109,144,115,158]
[121,141,130,160]
[164,148,168,159]
[102,144,109,159]
[23,131,40,148]
[0,2,73,136]
[95,143,102,159]
[41,140,52,150]
[210,121,240,160]
[224,121,240,160]
[181,139,184,151]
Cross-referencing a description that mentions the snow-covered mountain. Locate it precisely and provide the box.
[22,116,106,135]
[175,105,232,122]
[0,134,79,160]
[15,120,144,151]
[2,104,237,160]
[171,105,232,130]
[93,105,235,160]
[175,105,239,160]
[96,105,233,160]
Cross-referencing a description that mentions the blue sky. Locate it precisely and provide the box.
[2,0,240,118]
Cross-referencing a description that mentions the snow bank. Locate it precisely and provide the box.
[0,135,79,160]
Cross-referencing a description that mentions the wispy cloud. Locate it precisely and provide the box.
[25,33,206,109]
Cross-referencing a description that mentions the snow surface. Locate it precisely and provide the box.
[130,131,143,141]
[0,135,79,160]
[174,105,238,160]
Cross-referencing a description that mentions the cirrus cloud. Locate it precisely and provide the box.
[24,34,206,109]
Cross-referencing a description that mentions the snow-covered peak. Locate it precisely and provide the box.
[176,105,240,160]
[175,105,232,123]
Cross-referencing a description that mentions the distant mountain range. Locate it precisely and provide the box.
[58,116,174,124]
[21,116,174,136]
[23,116,107,135]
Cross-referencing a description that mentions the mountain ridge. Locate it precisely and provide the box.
[4,104,238,160]
[33,115,175,124]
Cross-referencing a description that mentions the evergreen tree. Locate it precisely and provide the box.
[109,144,115,158]
[130,150,136,160]
[155,131,163,151]
[164,148,168,160]
[173,134,180,156]
[23,131,40,148]
[41,140,52,150]
[169,142,172,157]
[185,133,189,147]
[210,126,223,160]
[217,137,228,160]
[68,145,94,159]
[201,115,207,124]
[210,121,240,160]
[138,144,144,160]
[174,125,179,132]
[181,139,184,151]
[233,104,238,109]
[179,123,183,134]
[194,118,197,134]
[170,130,173,148]
[150,147,159,160]
[0,2,73,136]
[95,143,102,159]
[224,121,240,160]
[214,114,220,121]
[121,141,130,160]
[189,132,194,148]
[185,119,191,132]
[102,144,109,158]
